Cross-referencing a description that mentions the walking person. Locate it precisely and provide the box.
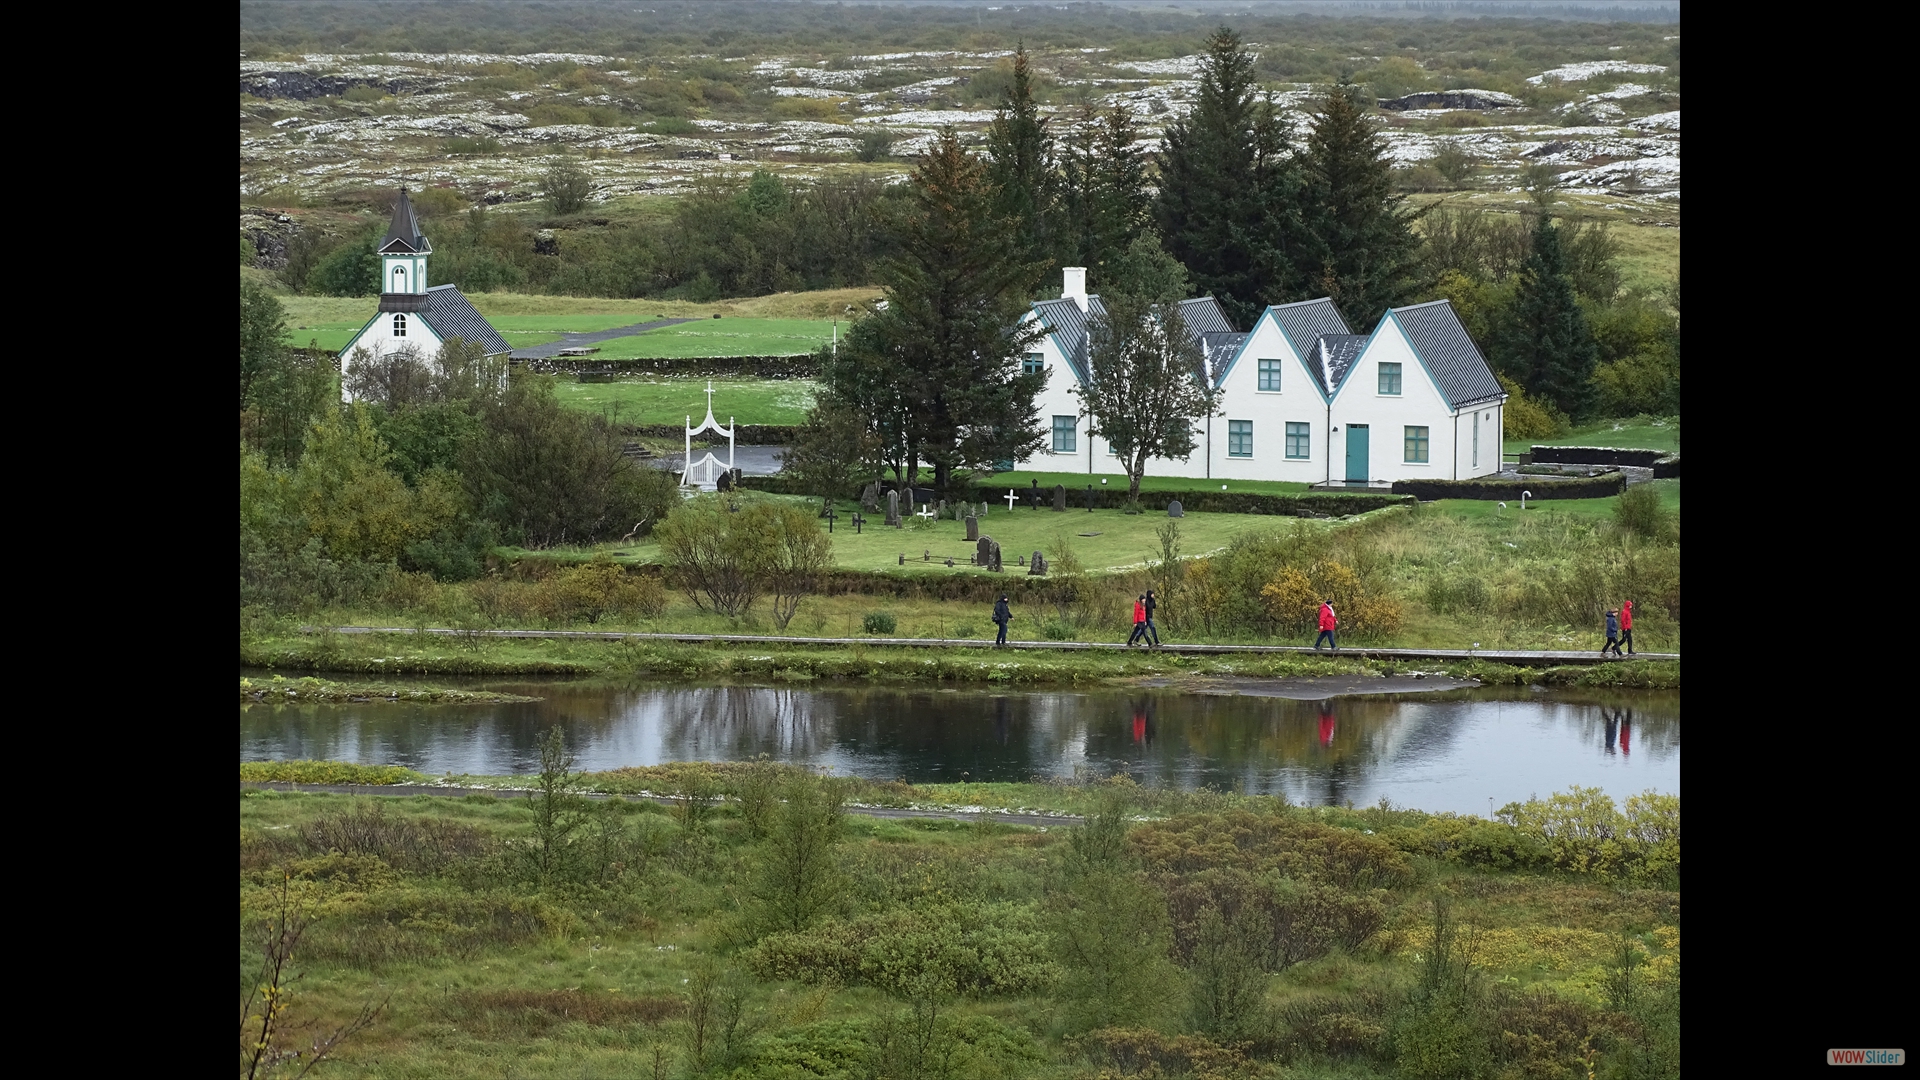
[1143,589,1161,648]
[993,594,1012,647]
[1602,607,1623,657]
[1127,595,1148,646]
[1314,599,1338,651]
[1619,599,1635,655]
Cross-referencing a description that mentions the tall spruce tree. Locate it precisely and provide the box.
[1155,27,1306,327]
[1056,105,1153,283]
[985,44,1055,268]
[1302,81,1424,331]
[1497,213,1598,419]
[823,131,1047,494]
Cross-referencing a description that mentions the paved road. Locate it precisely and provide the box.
[510,317,702,360]
[241,781,1079,827]
[313,626,1676,667]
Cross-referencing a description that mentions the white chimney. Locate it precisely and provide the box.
[1062,266,1088,311]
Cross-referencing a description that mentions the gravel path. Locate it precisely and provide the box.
[510,317,702,360]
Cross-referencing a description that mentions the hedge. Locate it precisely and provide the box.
[1651,456,1680,478]
[524,355,820,378]
[621,423,798,443]
[1391,472,1625,500]
[1529,445,1665,467]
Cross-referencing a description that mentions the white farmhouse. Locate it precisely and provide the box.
[337,187,513,397]
[1016,268,1507,485]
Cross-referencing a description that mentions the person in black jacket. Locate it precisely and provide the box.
[993,594,1012,646]
[1143,589,1161,647]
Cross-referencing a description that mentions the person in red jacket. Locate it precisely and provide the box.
[1127,595,1149,646]
[1314,600,1338,651]
[1619,599,1635,656]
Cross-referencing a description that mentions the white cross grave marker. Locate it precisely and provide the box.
[1005,489,1019,512]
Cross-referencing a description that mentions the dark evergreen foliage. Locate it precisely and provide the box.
[821,132,1048,494]
[1302,82,1425,331]
[1054,105,1153,286]
[1496,214,1599,419]
[984,44,1056,271]
[1153,27,1307,327]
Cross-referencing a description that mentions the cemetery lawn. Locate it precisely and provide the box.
[558,495,1365,575]
[554,378,817,426]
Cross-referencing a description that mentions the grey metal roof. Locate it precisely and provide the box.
[1310,334,1371,397]
[1177,297,1235,337]
[378,187,430,254]
[1199,332,1246,385]
[1269,298,1352,366]
[421,285,512,356]
[1390,299,1505,407]
[1030,295,1106,384]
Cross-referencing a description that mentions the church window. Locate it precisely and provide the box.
[392,265,407,290]
[393,314,407,337]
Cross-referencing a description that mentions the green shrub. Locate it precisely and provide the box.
[1043,620,1077,641]
[745,901,1058,998]
[443,135,502,155]
[1613,484,1673,541]
[863,611,897,634]
[1499,374,1567,439]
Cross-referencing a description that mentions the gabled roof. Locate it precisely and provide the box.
[1270,298,1351,361]
[1177,297,1236,337]
[421,285,511,355]
[1198,332,1246,385]
[378,187,431,255]
[1030,295,1106,385]
[1387,299,1505,407]
[1308,334,1370,397]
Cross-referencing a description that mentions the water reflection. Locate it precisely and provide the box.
[240,684,1678,816]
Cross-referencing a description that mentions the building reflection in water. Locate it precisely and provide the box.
[241,685,1678,815]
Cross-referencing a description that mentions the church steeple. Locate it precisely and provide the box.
[378,187,431,311]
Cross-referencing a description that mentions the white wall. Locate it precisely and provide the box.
[1205,308,1332,484]
[338,318,443,402]
[1329,315,1464,483]
[383,255,426,294]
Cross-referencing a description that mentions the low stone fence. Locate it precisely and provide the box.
[523,355,821,378]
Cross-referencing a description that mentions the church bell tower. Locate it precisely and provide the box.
[377,186,431,314]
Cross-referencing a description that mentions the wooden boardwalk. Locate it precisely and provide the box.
[315,626,1675,667]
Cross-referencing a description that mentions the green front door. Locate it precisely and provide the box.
[1345,424,1370,483]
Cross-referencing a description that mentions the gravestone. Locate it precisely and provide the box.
[886,489,902,526]
[1167,499,1185,518]
[1052,484,1067,512]
[1029,551,1048,575]
[715,470,733,493]
[1086,485,1096,511]
[860,482,881,512]
[936,499,947,520]
[977,535,1002,573]
[965,515,980,541]
[1029,479,1042,508]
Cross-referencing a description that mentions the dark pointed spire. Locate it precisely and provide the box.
[378,186,430,254]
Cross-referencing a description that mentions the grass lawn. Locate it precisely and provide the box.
[552,494,1362,576]
[1430,478,1679,521]
[590,318,835,359]
[987,470,1312,496]
[1505,416,1679,456]
[554,377,817,426]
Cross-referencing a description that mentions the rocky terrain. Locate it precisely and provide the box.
[239,41,1679,210]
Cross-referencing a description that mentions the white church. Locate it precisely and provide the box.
[1019,268,1507,485]
[337,187,513,380]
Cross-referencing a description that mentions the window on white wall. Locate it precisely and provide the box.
[1052,415,1076,453]
[1286,422,1310,458]
[1379,363,1402,395]
[392,265,407,291]
[1228,420,1253,457]
[1472,412,1480,468]
[1023,353,1045,376]
[1404,425,1429,463]
[393,314,407,337]
[1258,359,1282,391]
